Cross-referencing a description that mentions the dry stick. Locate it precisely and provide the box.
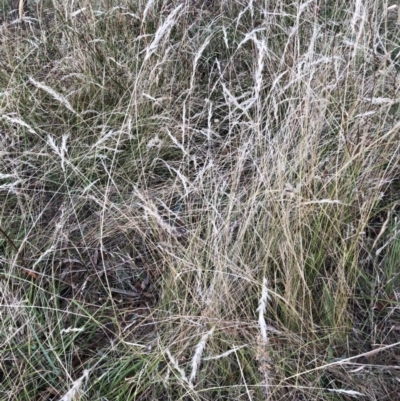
[0,226,19,253]
[18,0,24,19]
[9,0,24,19]
[0,226,27,271]
[284,341,400,382]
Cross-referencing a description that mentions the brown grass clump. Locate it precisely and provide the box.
[1,0,400,400]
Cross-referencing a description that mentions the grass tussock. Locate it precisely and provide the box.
[1,0,400,399]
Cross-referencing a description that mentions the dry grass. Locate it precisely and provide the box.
[1,0,400,400]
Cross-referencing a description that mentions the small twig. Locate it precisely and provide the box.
[0,226,19,253]
[0,226,27,272]
[284,341,400,382]
[109,287,140,298]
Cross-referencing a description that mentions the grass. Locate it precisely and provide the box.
[1,0,400,400]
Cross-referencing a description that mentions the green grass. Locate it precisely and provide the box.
[1,0,400,400]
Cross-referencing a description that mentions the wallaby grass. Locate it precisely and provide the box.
[1,0,400,400]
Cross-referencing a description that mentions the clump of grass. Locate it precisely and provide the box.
[1,0,400,400]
